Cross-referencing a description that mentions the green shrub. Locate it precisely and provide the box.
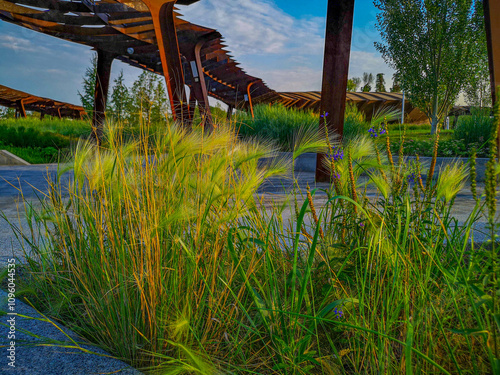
[235,103,371,150]
[235,104,318,150]
[0,124,75,149]
[0,117,91,137]
[454,107,494,148]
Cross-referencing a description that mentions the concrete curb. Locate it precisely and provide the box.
[0,151,30,166]
[0,289,142,374]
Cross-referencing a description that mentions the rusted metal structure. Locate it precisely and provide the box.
[483,0,500,157]
[254,91,429,123]
[0,0,275,136]
[315,0,355,181]
[0,84,86,119]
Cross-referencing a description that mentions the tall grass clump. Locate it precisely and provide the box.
[0,117,91,138]
[5,116,499,373]
[236,104,318,150]
[454,107,494,148]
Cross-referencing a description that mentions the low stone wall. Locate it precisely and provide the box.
[0,150,30,166]
[261,152,490,181]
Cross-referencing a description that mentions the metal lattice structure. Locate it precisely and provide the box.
[0,84,86,119]
[254,91,428,122]
[0,0,277,133]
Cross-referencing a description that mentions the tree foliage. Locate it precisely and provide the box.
[129,71,169,126]
[375,73,386,92]
[77,53,97,117]
[361,72,374,92]
[347,77,361,92]
[110,70,131,123]
[375,0,484,134]
[390,72,401,93]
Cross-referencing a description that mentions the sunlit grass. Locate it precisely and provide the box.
[2,115,499,374]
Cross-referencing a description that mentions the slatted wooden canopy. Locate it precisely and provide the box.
[0,84,86,119]
[254,91,430,122]
[0,0,277,132]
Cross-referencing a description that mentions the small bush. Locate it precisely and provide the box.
[0,125,75,149]
[454,107,494,147]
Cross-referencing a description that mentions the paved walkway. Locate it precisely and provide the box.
[0,163,498,374]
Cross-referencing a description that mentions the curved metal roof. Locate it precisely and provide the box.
[0,0,276,108]
[0,84,85,118]
[254,91,429,122]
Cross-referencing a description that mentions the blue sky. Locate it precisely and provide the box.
[0,0,393,106]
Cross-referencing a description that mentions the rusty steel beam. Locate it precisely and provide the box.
[16,99,26,118]
[92,49,116,142]
[246,81,258,119]
[227,104,234,121]
[142,0,189,125]
[316,0,355,182]
[483,0,500,158]
[183,32,218,130]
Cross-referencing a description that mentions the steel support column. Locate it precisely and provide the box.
[227,104,234,121]
[184,33,216,131]
[315,0,355,182]
[143,0,189,125]
[247,81,257,119]
[484,0,500,158]
[16,99,26,118]
[92,49,115,142]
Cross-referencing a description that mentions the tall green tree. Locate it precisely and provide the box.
[375,73,386,92]
[361,72,374,92]
[347,77,362,92]
[130,71,168,126]
[77,53,98,117]
[110,70,131,123]
[375,0,484,134]
[390,72,401,93]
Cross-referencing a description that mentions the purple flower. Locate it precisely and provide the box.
[328,146,344,162]
[334,307,343,319]
[379,129,386,135]
[408,173,415,184]
[321,111,329,118]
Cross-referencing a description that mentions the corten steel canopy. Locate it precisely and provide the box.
[0,0,275,135]
[254,91,429,123]
[0,84,86,119]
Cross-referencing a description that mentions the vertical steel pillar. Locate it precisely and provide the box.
[484,0,500,158]
[247,81,257,119]
[16,100,26,118]
[227,104,234,121]
[184,34,215,131]
[92,50,115,142]
[188,88,196,121]
[315,0,355,182]
[144,0,190,126]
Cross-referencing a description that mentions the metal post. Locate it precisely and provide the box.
[316,0,355,182]
[143,0,190,126]
[483,0,500,158]
[183,34,216,131]
[227,104,234,121]
[92,49,115,142]
[16,99,26,118]
[247,81,257,119]
[401,90,405,124]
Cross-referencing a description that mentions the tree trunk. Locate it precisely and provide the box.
[430,96,439,134]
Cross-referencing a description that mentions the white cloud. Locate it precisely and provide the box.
[179,0,393,93]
